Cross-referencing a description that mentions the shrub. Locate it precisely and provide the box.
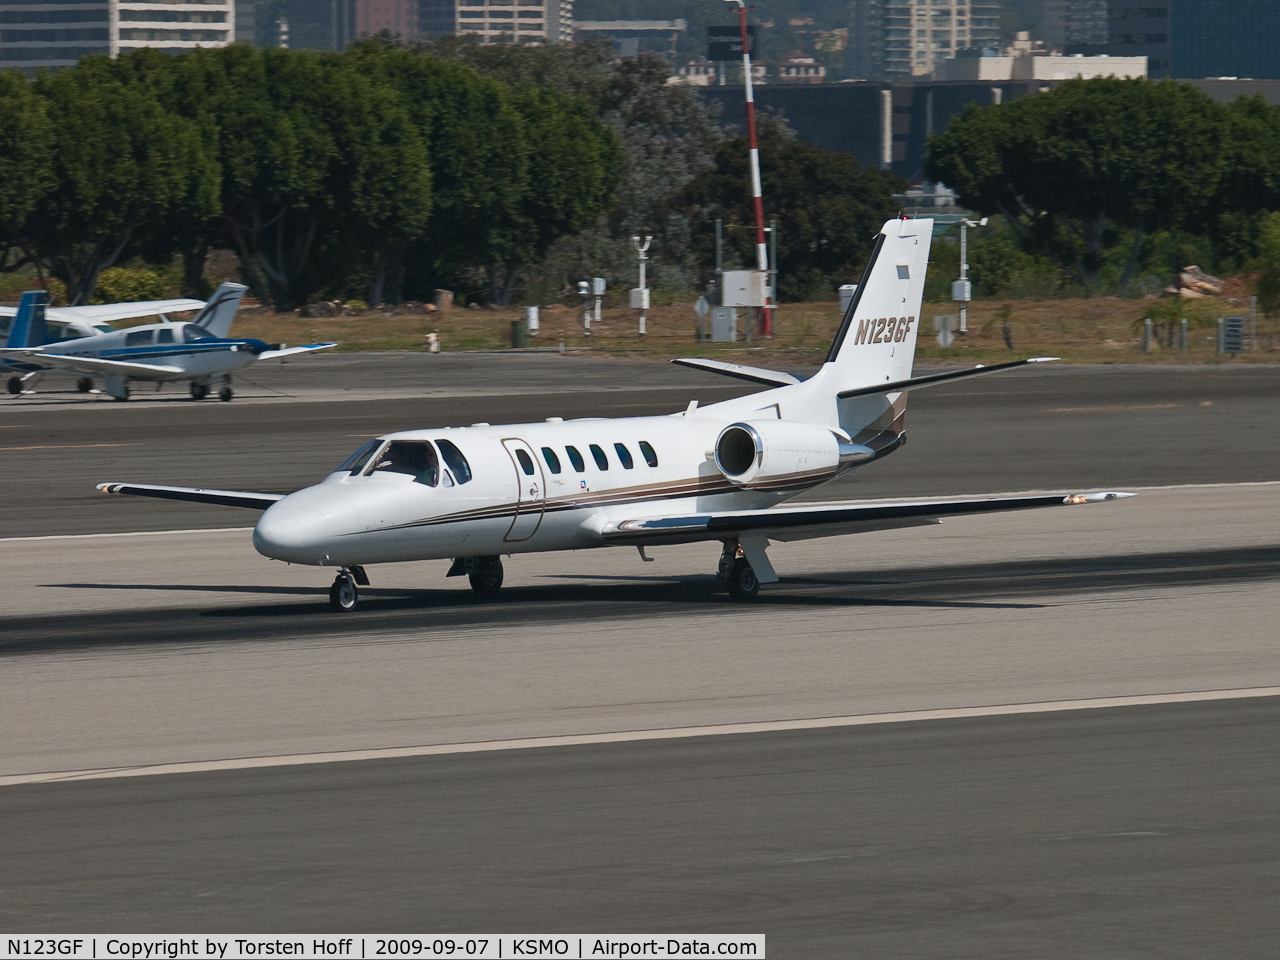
[92,267,168,304]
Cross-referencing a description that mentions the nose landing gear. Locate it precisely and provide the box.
[328,565,370,612]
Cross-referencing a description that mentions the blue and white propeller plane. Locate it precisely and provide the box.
[1,283,335,400]
[99,217,1132,608]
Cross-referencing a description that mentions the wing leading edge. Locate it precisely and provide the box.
[601,492,1133,547]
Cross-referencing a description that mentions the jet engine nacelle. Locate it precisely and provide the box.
[714,419,844,489]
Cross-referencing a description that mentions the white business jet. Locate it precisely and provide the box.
[2,284,334,400]
[99,217,1131,609]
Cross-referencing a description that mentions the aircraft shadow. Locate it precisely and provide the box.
[5,544,1277,656]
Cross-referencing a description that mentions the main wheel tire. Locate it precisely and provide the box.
[468,556,504,597]
[113,385,130,402]
[219,385,234,402]
[726,558,760,600]
[190,383,209,400]
[76,377,93,393]
[329,575,358,612]
[7,377,20,395]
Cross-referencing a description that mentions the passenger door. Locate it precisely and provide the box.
[501,438,546,542]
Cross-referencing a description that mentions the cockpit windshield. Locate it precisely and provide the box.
[338,439,381,474]
[183,323,213,343]
[368,440,440,486]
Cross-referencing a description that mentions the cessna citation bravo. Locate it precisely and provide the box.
[99,217,1131,610]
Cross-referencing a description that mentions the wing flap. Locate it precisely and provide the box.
[670,357,803,388]
[600,492,1133,546]
[97,482,285,510]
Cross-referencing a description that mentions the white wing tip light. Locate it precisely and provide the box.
[1063,491,1135,505]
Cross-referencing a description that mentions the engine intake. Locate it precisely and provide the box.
[714,420,846,490]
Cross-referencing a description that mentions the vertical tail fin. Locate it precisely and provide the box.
[819,218,933,455]
[5,291,48,349]
[191,282,248,339]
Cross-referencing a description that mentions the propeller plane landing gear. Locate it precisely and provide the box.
[76,378,93,393]
[6,377,20,395]
[190,383,209,400]
[328,565,369,612]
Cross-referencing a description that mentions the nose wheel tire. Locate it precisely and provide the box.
[726,558,760,600]
[190,383,209,400]
[468,556,504,597]
[329,575,358,612]
[219,385,234,402]
[76,378,93,393]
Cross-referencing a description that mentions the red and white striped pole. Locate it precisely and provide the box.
[728,0,772,336]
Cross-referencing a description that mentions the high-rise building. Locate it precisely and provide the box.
[280,0,357,50]
[0,0,234,73]
[357,0,417,39]
[846,0,1000,81]
[418,0,572,44]
[1107,0,1280,81]
[1043,0,1107,50]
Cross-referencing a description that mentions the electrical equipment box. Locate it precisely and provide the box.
[711,306,738,342]
[630,288,650,309]
[592,277,606,296]
[951,279,972,302]
[722,270,768,307]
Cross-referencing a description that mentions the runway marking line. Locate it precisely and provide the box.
[4,686,1279,788]
[0,442,141,451]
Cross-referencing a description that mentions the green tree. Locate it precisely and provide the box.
[927,78,1228,290]
[0,72,55,278]
[681,126,903,301]
[29,56,219,305]
[1257,211,1280,317]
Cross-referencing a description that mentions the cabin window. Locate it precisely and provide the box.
[614,443,634,469]
[515,448,535,476]
[370,440,440,486]
[589,444,609,470]
[565,445,585,472]
[125,330,153,347]
[183,324,212,343]
[339,439,381,474]
[638,440,658,467]
[157,328,175,345]
[436,438,472,484]
[541,447,562,474]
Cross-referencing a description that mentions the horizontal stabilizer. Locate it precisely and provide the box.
[670,357,803,388]
[257,342,337,361]
[837,357,1058,400]
[97,482,285,510]
[600,490,1133,547]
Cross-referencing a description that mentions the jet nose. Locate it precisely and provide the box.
[253,504,329,563]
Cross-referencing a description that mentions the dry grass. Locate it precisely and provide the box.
[223,294,1280,367]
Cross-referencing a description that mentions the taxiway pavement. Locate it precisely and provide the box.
[1,357,1279,952]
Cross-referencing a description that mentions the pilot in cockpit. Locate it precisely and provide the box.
[372,440,440,486]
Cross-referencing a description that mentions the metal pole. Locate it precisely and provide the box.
[1181,317,1188,355]
[1251,295,1257,352]
[769,219,777,309]
[727,0,772,336]
[959,221,968,335]
[1217,317,1224,354]
[715,218,723,302]
[1143,318,1151,352]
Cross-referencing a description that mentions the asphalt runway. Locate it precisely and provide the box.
[2,356,1280,950]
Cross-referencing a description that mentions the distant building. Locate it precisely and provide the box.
[935,49,1146,81]
[1107,0,1280,81]
[278,0,357,50]
[572,20,685,58]
[236,0,256,43]
[669,60,719,87]
[778,52,826,84]
[845,0,1001,81]
[357,0,418,39]
[419,1,573,44]
[0,0,234,73]
[1042,0,1108,50]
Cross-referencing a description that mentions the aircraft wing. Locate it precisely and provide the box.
[257,342,337,360]
[52,300,206,324]
[97,482,285,510]
[600,491,1133,547]
[670,358,803,388]
[2,351,184,378]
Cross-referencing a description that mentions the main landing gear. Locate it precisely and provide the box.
[717,540,768,601]
[76,377,93,393]
[446,556,504,598]
[189,376,233,401]
[328,565,370,612]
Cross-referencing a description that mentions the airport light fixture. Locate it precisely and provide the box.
[724,0,773,337]
[953,216,988,334]
[631,235,652,338]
